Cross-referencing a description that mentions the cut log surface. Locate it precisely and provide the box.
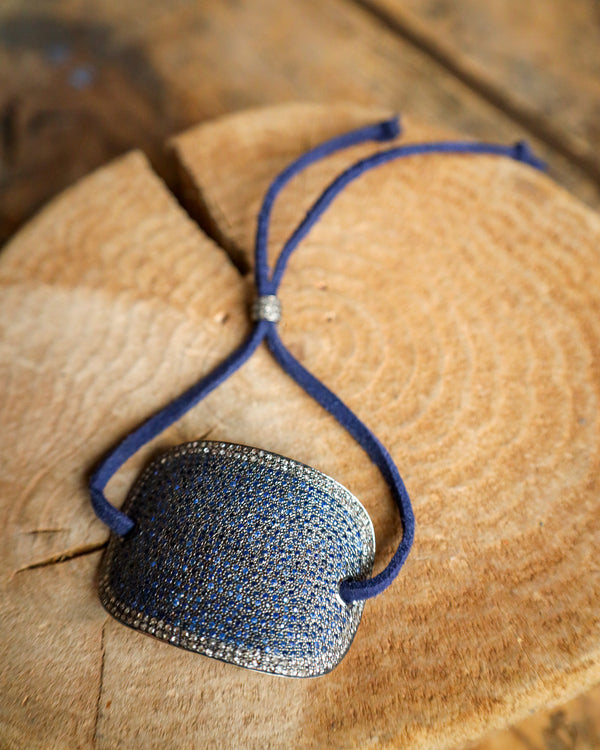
[1,103,599,749]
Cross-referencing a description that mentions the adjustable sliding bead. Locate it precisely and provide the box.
[251,294,282,323]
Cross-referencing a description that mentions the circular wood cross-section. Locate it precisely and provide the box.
[1,104,599,749]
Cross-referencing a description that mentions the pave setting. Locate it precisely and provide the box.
[99,441,375,677]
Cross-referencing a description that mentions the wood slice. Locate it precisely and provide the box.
[1,103,599,749]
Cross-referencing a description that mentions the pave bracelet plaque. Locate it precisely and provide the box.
[99,442,375,677]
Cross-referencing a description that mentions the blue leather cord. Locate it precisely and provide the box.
[89,115,545,602]
[90,117,402,537]
[90,321,270,536]
[254,116,402,295]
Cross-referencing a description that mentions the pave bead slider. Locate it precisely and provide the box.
[251,295,282,323]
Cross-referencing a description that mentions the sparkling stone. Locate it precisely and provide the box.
[98,441,375,678]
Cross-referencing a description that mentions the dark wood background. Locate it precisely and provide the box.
[1,2,599,747]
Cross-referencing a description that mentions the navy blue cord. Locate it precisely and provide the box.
[90,321,270,535]
[254,116,401,295]
[266,326,414,601]
[89,115,545,601]
[270,139,545,292]
[90,118,401,536]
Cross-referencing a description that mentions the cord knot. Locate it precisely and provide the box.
[513,140,547,170]
[251,294,282,323]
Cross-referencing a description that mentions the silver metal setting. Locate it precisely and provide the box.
[98,441,375,678]
[251,295,282,323]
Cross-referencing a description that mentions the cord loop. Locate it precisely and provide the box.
[89,115,545,601]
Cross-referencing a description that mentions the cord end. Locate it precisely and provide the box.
[513,140,547,171]
[376,115,402,142]
[90,485,135,536]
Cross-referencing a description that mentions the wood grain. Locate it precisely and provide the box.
[173,103,600,748]
[1,0,599,248]
[2,103,599,748]
[357,0,600,184]
[1,0,599,744]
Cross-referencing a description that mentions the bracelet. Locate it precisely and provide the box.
[89,115,544,677]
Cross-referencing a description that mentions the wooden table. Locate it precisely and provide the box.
[1,2,599,748]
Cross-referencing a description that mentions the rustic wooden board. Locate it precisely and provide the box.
[1,0,599,249]
[2,103,599,749]
[360,0,600,187]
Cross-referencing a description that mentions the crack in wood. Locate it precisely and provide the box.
[15,540,107,573]
[351,0,600,186]
[93,618,108,748]
[21,527,69,535]
[0,97,19,167]
[13,424,217,574]
[167,146,250,277]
